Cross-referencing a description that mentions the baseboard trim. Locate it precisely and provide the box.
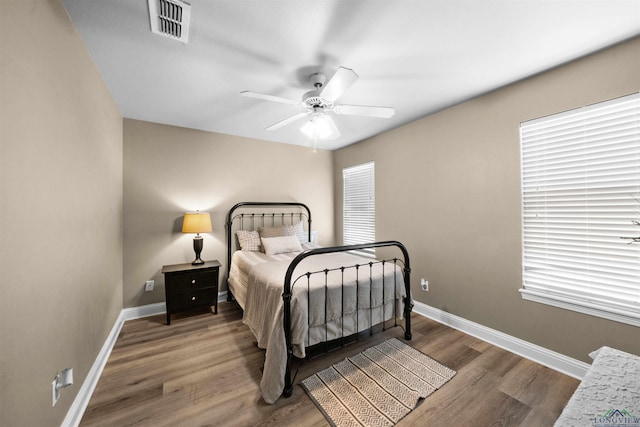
[61,309,126,427]
[412,301,590,380]
[61,291,228,427]
[122,301,166,320]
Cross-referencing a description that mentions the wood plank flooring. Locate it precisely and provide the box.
[80,302,579,426]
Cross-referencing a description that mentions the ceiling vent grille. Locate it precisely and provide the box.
[148,0,191,43]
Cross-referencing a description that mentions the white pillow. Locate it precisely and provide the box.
[261,235,302,255]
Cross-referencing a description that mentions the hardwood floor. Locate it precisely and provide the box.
[80,302,579,426]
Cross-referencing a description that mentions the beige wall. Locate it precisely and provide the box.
[123,119,334,308]
[334,36,640,363]
[0,1,123,426]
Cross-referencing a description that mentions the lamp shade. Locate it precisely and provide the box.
[182,211,212,234]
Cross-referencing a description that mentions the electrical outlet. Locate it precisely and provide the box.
[145,280,154,291]
[52,375,60,406]
[421,278,429,292]
[51,367,73,406]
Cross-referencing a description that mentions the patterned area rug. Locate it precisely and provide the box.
[301,338,456,427]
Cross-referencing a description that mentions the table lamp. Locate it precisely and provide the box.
[182,211,212,265]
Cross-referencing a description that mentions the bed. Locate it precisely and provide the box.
[226,202,413,404]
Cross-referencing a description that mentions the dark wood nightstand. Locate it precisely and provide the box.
[161,260,221,325]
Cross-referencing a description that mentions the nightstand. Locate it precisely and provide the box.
[161,260,221,325]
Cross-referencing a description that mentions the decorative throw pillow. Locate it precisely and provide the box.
[258,224,290,239]
[236,230,262,252]
[286,221,309,243]
[261,235,302,256]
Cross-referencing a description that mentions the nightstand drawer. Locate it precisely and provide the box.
[167,270,217,291]
[168,286,217,311]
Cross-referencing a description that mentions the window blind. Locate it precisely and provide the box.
[343,162,375,256]
[520,93,640,326]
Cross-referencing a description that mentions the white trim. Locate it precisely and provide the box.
[412,301,590,380]
[520,289,640,328]
[61,309,126,427]
[61,291,228,427]
[217,291,227,304]
[122,302,166,320]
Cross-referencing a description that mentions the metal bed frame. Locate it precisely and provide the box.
[226,202,413,399]
[226,201,312,288]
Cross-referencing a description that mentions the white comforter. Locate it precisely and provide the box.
[240,250,407,404]
[228,245,318,310]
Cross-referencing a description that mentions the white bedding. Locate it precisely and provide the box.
[228,243,319,309]
[229,247,408,404]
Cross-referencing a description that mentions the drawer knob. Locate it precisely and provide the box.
[191,279,196,284]
[192,296,196,301]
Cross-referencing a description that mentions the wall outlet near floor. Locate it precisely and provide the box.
[421,278,429,292]
[145,280,154,291]
[51,367,73,406]
[52,375,60,406]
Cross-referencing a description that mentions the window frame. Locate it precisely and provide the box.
[343,161,375,257]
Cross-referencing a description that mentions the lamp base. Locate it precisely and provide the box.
[192,235,205,265]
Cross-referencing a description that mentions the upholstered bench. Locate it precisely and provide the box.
[554,346,640,426]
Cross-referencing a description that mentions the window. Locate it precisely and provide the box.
[519,93,640,326]
[343,161,375,256]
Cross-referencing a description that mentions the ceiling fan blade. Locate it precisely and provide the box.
[241,91,301,106]
[319,67,358,102]
[333,104,396,118]
[266,111,310,131]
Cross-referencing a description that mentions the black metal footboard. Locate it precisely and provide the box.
[281,241,413,398]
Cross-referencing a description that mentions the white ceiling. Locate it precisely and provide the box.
[62,0,640,150]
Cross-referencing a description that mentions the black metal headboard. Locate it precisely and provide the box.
[225,202,312,282]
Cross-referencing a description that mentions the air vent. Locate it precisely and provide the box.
[148,0,191,43]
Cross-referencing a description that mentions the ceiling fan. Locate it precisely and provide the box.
[241,67,395,140]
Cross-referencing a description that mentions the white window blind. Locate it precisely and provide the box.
[343,162,375,256]
[520,93,640,326]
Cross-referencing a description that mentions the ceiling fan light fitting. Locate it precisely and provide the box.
[300,114,334,140]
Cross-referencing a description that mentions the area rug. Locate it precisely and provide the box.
[301,338,456,427]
